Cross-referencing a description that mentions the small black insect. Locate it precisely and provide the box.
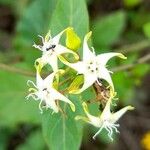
[46,44,56,51]
[42,88,47,91]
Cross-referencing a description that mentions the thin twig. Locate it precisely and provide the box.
[116,40,150,54]
[112,53,150,72]
[0,63,35,77]
[0,53,149,77]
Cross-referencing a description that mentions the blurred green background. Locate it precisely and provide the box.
[0,0,150,150]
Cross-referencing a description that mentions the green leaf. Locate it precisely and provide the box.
[92,11,126,50]
[50,0,89,41]
[143,22,150,38]
[42,96,83,150]
[0,70,40,127]
[123,0,142,8]
[0,127,11,150]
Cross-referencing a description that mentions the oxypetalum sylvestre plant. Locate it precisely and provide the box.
[26,27,134,141]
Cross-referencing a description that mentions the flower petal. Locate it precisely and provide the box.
[46,54,58,72]
[111,105,134,123]
[44,30,51,42]
[100,97,112,119]
[59,56,85,74]
[56,45,79,60]
[36,70,44,89]
[50,89,75,112]
[83,32,96,62]
[73,72,97,94]
[45,97,59,113]
[51,29,67,44]
[82,102,101,127]
[43,72,56,88]
[96,52,127,66]
[98,66,114,91]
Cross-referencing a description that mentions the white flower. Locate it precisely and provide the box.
[75,98,134,141]
[33,28,79,72]
[59,32,126,93]
[26,69,75,113]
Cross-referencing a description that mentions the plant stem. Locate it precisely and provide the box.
[116,40,150,54]
[0,63,35,77]
[112,54,150,72]
[0,53,149,78]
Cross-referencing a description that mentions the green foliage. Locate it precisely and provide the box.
[143,22,150,38]
[50,0,89,40]
[123,0,142,8]
[92,11,126,50]
[0,70,40,127]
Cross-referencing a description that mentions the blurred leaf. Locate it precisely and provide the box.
[123,0,142,8]
[92,11,126,50]
[113,72,134,105]
[132,64,150,85]
[143,22,150,38]
[132,64,150,77]
[50,0,89,42]
[16,130,46,150]
[0,127,11,150]
[0,70,40,127]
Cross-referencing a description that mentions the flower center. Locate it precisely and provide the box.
[87,61,99,73]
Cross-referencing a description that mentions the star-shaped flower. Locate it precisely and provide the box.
[33,28,79,72]
[59,32,126,93]
[26,69,75,113]
[75,99,134,140]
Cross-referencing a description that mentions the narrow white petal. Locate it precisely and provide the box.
[82,102,101,127]
[47,55,58,72]
[111,105,134,123]
[98,66,114,91]
[51,30,66,44]
[83,32,96,62]
[50,89,75,112]
[100,98,112,119]
[59,56,86,74]
[36,71,44,89]
[56,45,79,60]
[74,72,97,93]
[45,97,59,113]
[44,72,56,88]
[96,52,127,66]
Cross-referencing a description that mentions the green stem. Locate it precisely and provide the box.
[0,63,35,77]
[112,54,150,72]
[116,40,150,54]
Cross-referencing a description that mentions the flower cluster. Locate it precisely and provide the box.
[26,27,134,140]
